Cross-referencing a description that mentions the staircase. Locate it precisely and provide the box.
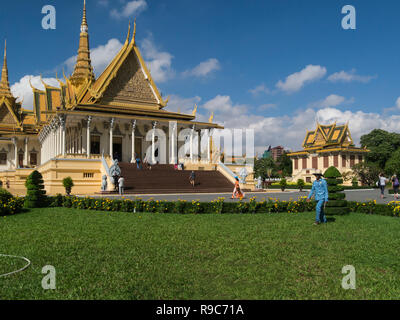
[115,163,234,194]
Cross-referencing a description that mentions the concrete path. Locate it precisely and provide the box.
[83,189,398,204]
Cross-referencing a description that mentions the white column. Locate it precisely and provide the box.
[152,121,157,164]
[13,137,18,169]
[57,125,60,156]
[50,128,54,159]
[207,129,212,164]
[24,137,28,167]
[190,125,195,163]
[87,116,92,157]
[130,120,137,163]
[171,123,176,164]
[60,115,66,156]
[110,118,115,159]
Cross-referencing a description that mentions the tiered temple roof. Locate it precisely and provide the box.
[0,0,222,137]
[288,122,369,156]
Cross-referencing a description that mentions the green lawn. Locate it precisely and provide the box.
[0,208,399,300]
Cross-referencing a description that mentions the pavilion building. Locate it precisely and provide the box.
[288,122,369,185]
[0,2,251,195]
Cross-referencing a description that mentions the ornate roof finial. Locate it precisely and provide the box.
[209,112,214,123]
[125,21,131,44]
[133,18,137,43]
[81,0,88,33]
[70,0,95,87]
[0,39,13,98]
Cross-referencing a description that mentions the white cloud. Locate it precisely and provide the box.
[11,75,59,109]
[310,94,355,109]
[166,95,202,117]
[111,0,147,19]
[328,69,376,83]
[140,36,174,83]
[168,93,400,154]
[249,84,270,96]
[276,65,327,93]
[182,58,221,78]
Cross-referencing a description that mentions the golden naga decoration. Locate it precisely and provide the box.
[192,104,198,116]
[209,112,214,123]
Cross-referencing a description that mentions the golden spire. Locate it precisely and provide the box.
[70,0,95,87]
[0,39,13,98]
[125,21,131,44]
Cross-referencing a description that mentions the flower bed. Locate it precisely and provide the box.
[46,195,316,214]
[0,197,24,216]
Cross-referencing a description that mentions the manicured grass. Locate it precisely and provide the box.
[0,208,399,300]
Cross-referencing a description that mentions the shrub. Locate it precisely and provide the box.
[0,188,14,203]
[297,179,305,192]
[24,170,47,208]
[279,178,287,191]
[0,197,24,216]
[62,177,74,196]
[324,166,349,216]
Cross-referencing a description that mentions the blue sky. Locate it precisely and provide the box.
[2,0,400,152]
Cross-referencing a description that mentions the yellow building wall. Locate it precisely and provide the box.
[0,156,114,196]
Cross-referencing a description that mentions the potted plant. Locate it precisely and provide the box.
[279,178,287,192]
[63,177,74,196]
[297,179,305,192]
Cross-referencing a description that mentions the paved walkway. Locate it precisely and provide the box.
[85,189,397,204]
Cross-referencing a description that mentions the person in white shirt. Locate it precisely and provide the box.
[378,173,388,199]
[118,176,125,195]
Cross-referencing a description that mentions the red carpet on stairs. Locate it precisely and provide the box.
[114,163,234,194]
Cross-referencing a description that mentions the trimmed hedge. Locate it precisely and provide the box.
[37,195,400,218]
[324,167,349,216]
[24,170,47,208]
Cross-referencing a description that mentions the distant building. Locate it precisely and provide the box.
[262,145,286,161]
[271,146,285,161]
[288,122,369,184]
[262,146,272,159]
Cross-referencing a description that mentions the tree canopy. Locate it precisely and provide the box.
[360,129,400,169]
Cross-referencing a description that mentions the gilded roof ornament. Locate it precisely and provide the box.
[209,112,214,123]
[125,21,131,45]
[70,0,95,87]
[192,104,198,116]
[0,39,13,98]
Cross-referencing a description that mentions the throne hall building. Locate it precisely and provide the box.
[0,2,250,195]
[288,122,369,185]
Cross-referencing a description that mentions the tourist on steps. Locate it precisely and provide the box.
[189,171,196,187]
[306,171,329,225]
[118,176,125,195]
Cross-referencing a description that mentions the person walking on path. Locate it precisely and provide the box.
[189,171,196,188]
[231,176,244,200]
[118,176,125,195]
[391,174,399,200]
[377,173,388,199]
[307,171,329,225]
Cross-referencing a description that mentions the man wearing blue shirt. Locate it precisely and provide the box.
[306,171,329,225]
